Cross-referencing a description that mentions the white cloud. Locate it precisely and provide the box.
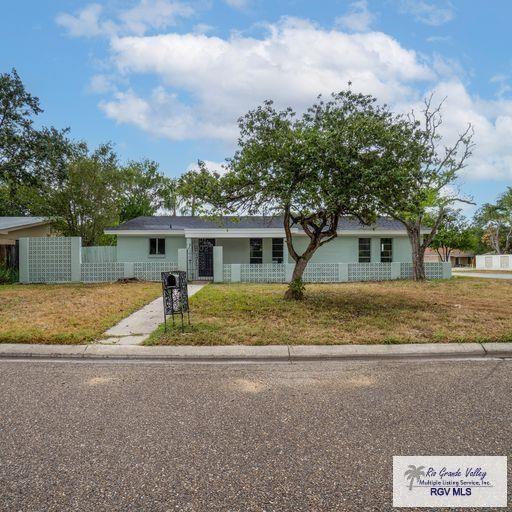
[56,3,116,38]
[119,0,193,35]
[395,80,512,181]
[89,74,117,94]
[336,1,375,32]
[397,0,454,26]
[57,5,512,183]
[100,87,237,140]
[103,18,432,142]
[56,0,192,38]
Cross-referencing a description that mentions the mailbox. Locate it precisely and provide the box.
[161,271,190,332]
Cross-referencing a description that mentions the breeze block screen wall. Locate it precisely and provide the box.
[19,237,451,284]
[19,237,181,284]
[19,236,81,284]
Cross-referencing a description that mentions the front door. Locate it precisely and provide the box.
[198,238,215,278]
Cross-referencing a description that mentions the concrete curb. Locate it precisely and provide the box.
[0,342,509,362]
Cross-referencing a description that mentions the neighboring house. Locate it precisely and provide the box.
[424,248,475,268]
[0,217,52,245]
[105,216,429,280]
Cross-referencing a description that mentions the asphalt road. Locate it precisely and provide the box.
[1,358,511,511]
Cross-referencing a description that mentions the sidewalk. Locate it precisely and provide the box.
[0,342,511,362]
[97,283,205,345]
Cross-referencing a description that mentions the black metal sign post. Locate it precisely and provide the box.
[161,271,190,333]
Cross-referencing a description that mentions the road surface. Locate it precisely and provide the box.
[1,358,510,511]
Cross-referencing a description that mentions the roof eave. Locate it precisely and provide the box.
[0,219,51,233]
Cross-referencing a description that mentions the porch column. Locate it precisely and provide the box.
[186,237,194,280]
[282,237,288,264]
[70,237,82,283]
[18,237,29,284]
[177,249,187,272]
[213,246,223,283]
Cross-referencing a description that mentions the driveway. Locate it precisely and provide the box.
[1,358,510,511]
[453,270,512,279]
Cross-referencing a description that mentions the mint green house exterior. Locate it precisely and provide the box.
[101,215,450,283]
[19,216,450,284]
[113,233,413,265]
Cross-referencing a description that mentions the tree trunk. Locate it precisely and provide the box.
[284,257,309,300]
[407,224,426,281]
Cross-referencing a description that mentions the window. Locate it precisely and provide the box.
[272,238,284,263]
[149,238,165,255]
[380,238,392,263]
[358,238,371,263]
[250,238,263,264]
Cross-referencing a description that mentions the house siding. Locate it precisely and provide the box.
[115,234,412,264]
[0,224,52,245]
[116,236,186,262]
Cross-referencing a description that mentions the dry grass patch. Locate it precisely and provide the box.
[148,278,512,345]
[0,282,160,344]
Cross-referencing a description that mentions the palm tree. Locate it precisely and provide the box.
[404,465,426,490]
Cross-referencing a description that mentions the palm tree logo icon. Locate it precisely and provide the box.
[404,465,426,490]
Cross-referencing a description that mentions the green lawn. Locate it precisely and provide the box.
[147,279,512,345]
[0,282,161,344]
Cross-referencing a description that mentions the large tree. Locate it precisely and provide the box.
[0,69,70,214]
[27,142,123,246]
[175,164,219,216]
[118,160,167,222]
[377,97,474,280]
[199,91,401,299]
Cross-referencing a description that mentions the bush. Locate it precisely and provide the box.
[0,264,18,284]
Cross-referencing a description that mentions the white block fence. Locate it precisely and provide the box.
[475,254,512,270]
[19,237,451,284]
[19,237,183,284]
[215,260,451,283]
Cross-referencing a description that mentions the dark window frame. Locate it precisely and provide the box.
[149,237,166,256]
[249,238,263,264]
[272,238,284,263]
[380,238,393,263]
[358,238,371,263]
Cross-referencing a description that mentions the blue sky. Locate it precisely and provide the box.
[2,0,512,214]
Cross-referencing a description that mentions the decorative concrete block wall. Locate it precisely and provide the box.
[19,236,81,284]
[19,237,178,284]
[220,260,451,283]
[18,237,452,284]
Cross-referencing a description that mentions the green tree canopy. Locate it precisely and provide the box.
[428,210,478,261]
[118,160,167,222]
[0,69,70,214]
[474,187,512,254]
[195,91,404,299]
[27,142,122,246]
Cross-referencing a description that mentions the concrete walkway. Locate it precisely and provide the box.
[97,283,205,346]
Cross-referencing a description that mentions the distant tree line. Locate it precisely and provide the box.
[0,69,203,245]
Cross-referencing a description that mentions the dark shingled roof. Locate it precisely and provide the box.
[108,216,408,231]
